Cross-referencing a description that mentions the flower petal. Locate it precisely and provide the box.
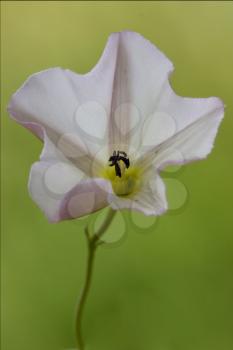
[28,136,111,222]
[108,172,168,216]
[8,32,174,163]
[107,31,174,153]
[8,68,80,139]
[7,33,119,165]
[29,162,111,222]
[59,178,112,221]
[137,95,224,170]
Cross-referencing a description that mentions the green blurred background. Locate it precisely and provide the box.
[1,1,233,350]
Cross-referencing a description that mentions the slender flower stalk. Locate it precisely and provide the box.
[76,208,116,350]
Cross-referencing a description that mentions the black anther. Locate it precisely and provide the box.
[108,150,130,177]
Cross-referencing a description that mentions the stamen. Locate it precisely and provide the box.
[108,150,130,177]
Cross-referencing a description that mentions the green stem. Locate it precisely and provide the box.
[75,207,116,350]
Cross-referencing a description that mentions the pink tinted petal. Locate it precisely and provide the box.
[59,178,112,220]
[28,134,111,222]
[29,161,62,222]
[29,159,111,222]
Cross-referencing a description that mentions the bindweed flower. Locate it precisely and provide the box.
[8,31,224,222]
[8,31,225,350]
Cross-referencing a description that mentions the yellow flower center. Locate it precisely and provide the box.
[101,159,142,197]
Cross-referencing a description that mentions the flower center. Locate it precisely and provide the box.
[101,150,141,197]
[108,150,130,177]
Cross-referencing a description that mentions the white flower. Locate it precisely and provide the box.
[8,31,224,222]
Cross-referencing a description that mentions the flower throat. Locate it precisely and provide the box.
[100,150,141,197]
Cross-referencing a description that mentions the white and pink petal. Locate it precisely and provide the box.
[138,96,224,170]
